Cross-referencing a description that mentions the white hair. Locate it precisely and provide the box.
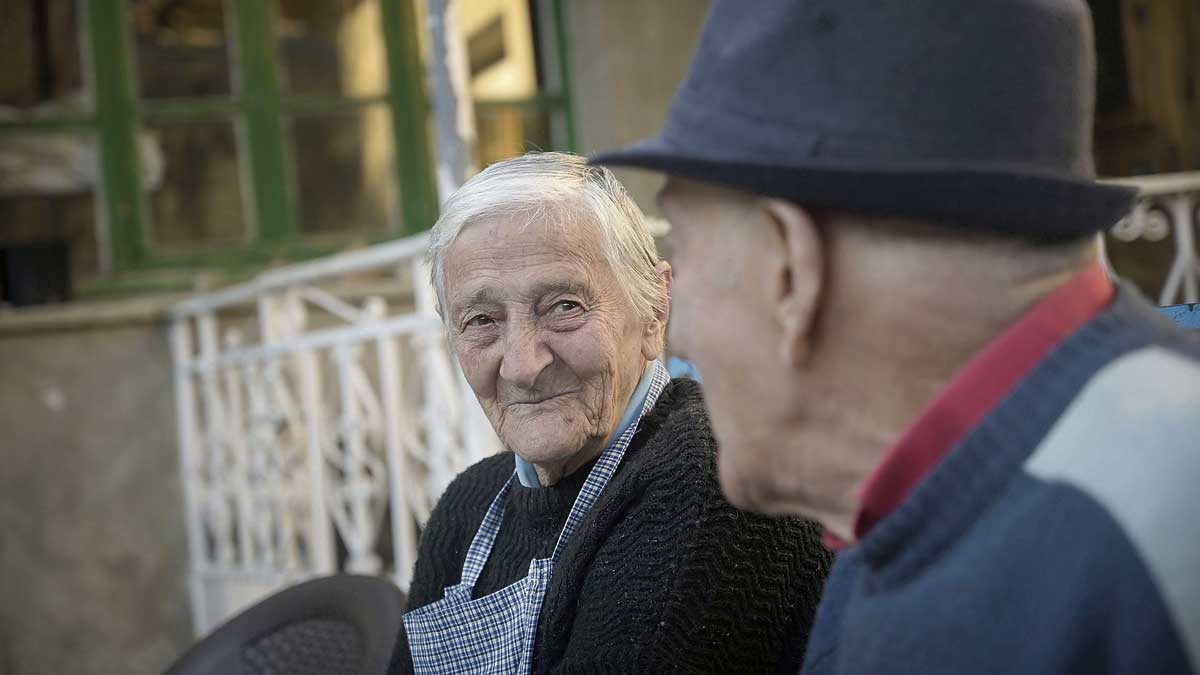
[428,152,665,330]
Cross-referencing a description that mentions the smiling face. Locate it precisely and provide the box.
[442,213,658,482]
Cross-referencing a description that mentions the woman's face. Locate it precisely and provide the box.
[442,215,654,482]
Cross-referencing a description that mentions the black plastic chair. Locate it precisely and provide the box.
[164,574,406,675]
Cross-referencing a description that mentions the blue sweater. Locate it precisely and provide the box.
[801,288,1200,675]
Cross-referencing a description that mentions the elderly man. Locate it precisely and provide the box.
[388,152,832,674]
[593,1,1200,674]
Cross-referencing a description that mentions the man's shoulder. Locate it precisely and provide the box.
[1025,343,1200,498]
[1029,292,1200,502]
[1022,343,1200,668]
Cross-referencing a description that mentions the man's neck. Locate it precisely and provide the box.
[795,261,1092,542]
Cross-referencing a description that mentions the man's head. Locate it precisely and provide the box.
[430,152,671,484]
[657,178,1096,523]
[594,0,1135,530]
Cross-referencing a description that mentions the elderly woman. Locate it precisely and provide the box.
[388,153,831,674]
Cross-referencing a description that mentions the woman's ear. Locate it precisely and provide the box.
[761,199,824,368]
[641,260,673,360]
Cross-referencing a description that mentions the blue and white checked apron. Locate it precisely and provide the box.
[403,361,670,675]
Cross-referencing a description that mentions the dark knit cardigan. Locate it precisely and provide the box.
[388,379,833,674]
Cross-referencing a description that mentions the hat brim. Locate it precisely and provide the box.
[591,137,1138,239]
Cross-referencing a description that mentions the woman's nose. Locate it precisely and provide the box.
[498,326,552,389]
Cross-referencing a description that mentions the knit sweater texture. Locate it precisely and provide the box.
[801,288,1200,675]
[389,378,833,674]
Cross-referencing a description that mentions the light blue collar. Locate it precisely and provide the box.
[515,360,659,488]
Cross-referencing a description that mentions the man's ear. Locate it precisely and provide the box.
[641,260,673,360]
[762,199,824,368]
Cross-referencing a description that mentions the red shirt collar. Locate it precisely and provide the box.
[824,260,1114,551]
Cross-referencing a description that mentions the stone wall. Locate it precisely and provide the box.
[565,0,709,215]
[0,301,192,675]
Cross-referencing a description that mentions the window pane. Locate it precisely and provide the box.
[290,106,396,235]
[475,102,552,167]
[0,1,87,113]
[0,131,100,301]
[131,0,232,99]
[277,0,387,97]
[459,0,537,100]
[145,118,248,247]
[459,0,544,166]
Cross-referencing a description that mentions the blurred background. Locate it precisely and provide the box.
[0,1,1196,673]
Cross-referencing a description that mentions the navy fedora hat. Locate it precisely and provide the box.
[592,0,1137,238]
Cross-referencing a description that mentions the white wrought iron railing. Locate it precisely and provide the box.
[1103,171,1200,305]
[168,232,498,636]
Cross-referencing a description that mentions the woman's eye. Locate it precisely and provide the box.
[554,300,580,313]
[464,314,494,329]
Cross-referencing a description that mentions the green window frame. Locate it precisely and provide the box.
[0,0,577,297]
[0,0,438,294]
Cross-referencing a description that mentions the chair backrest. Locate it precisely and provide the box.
[164,575,405,675]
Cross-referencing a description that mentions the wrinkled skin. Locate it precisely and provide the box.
[442,215,665,485]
